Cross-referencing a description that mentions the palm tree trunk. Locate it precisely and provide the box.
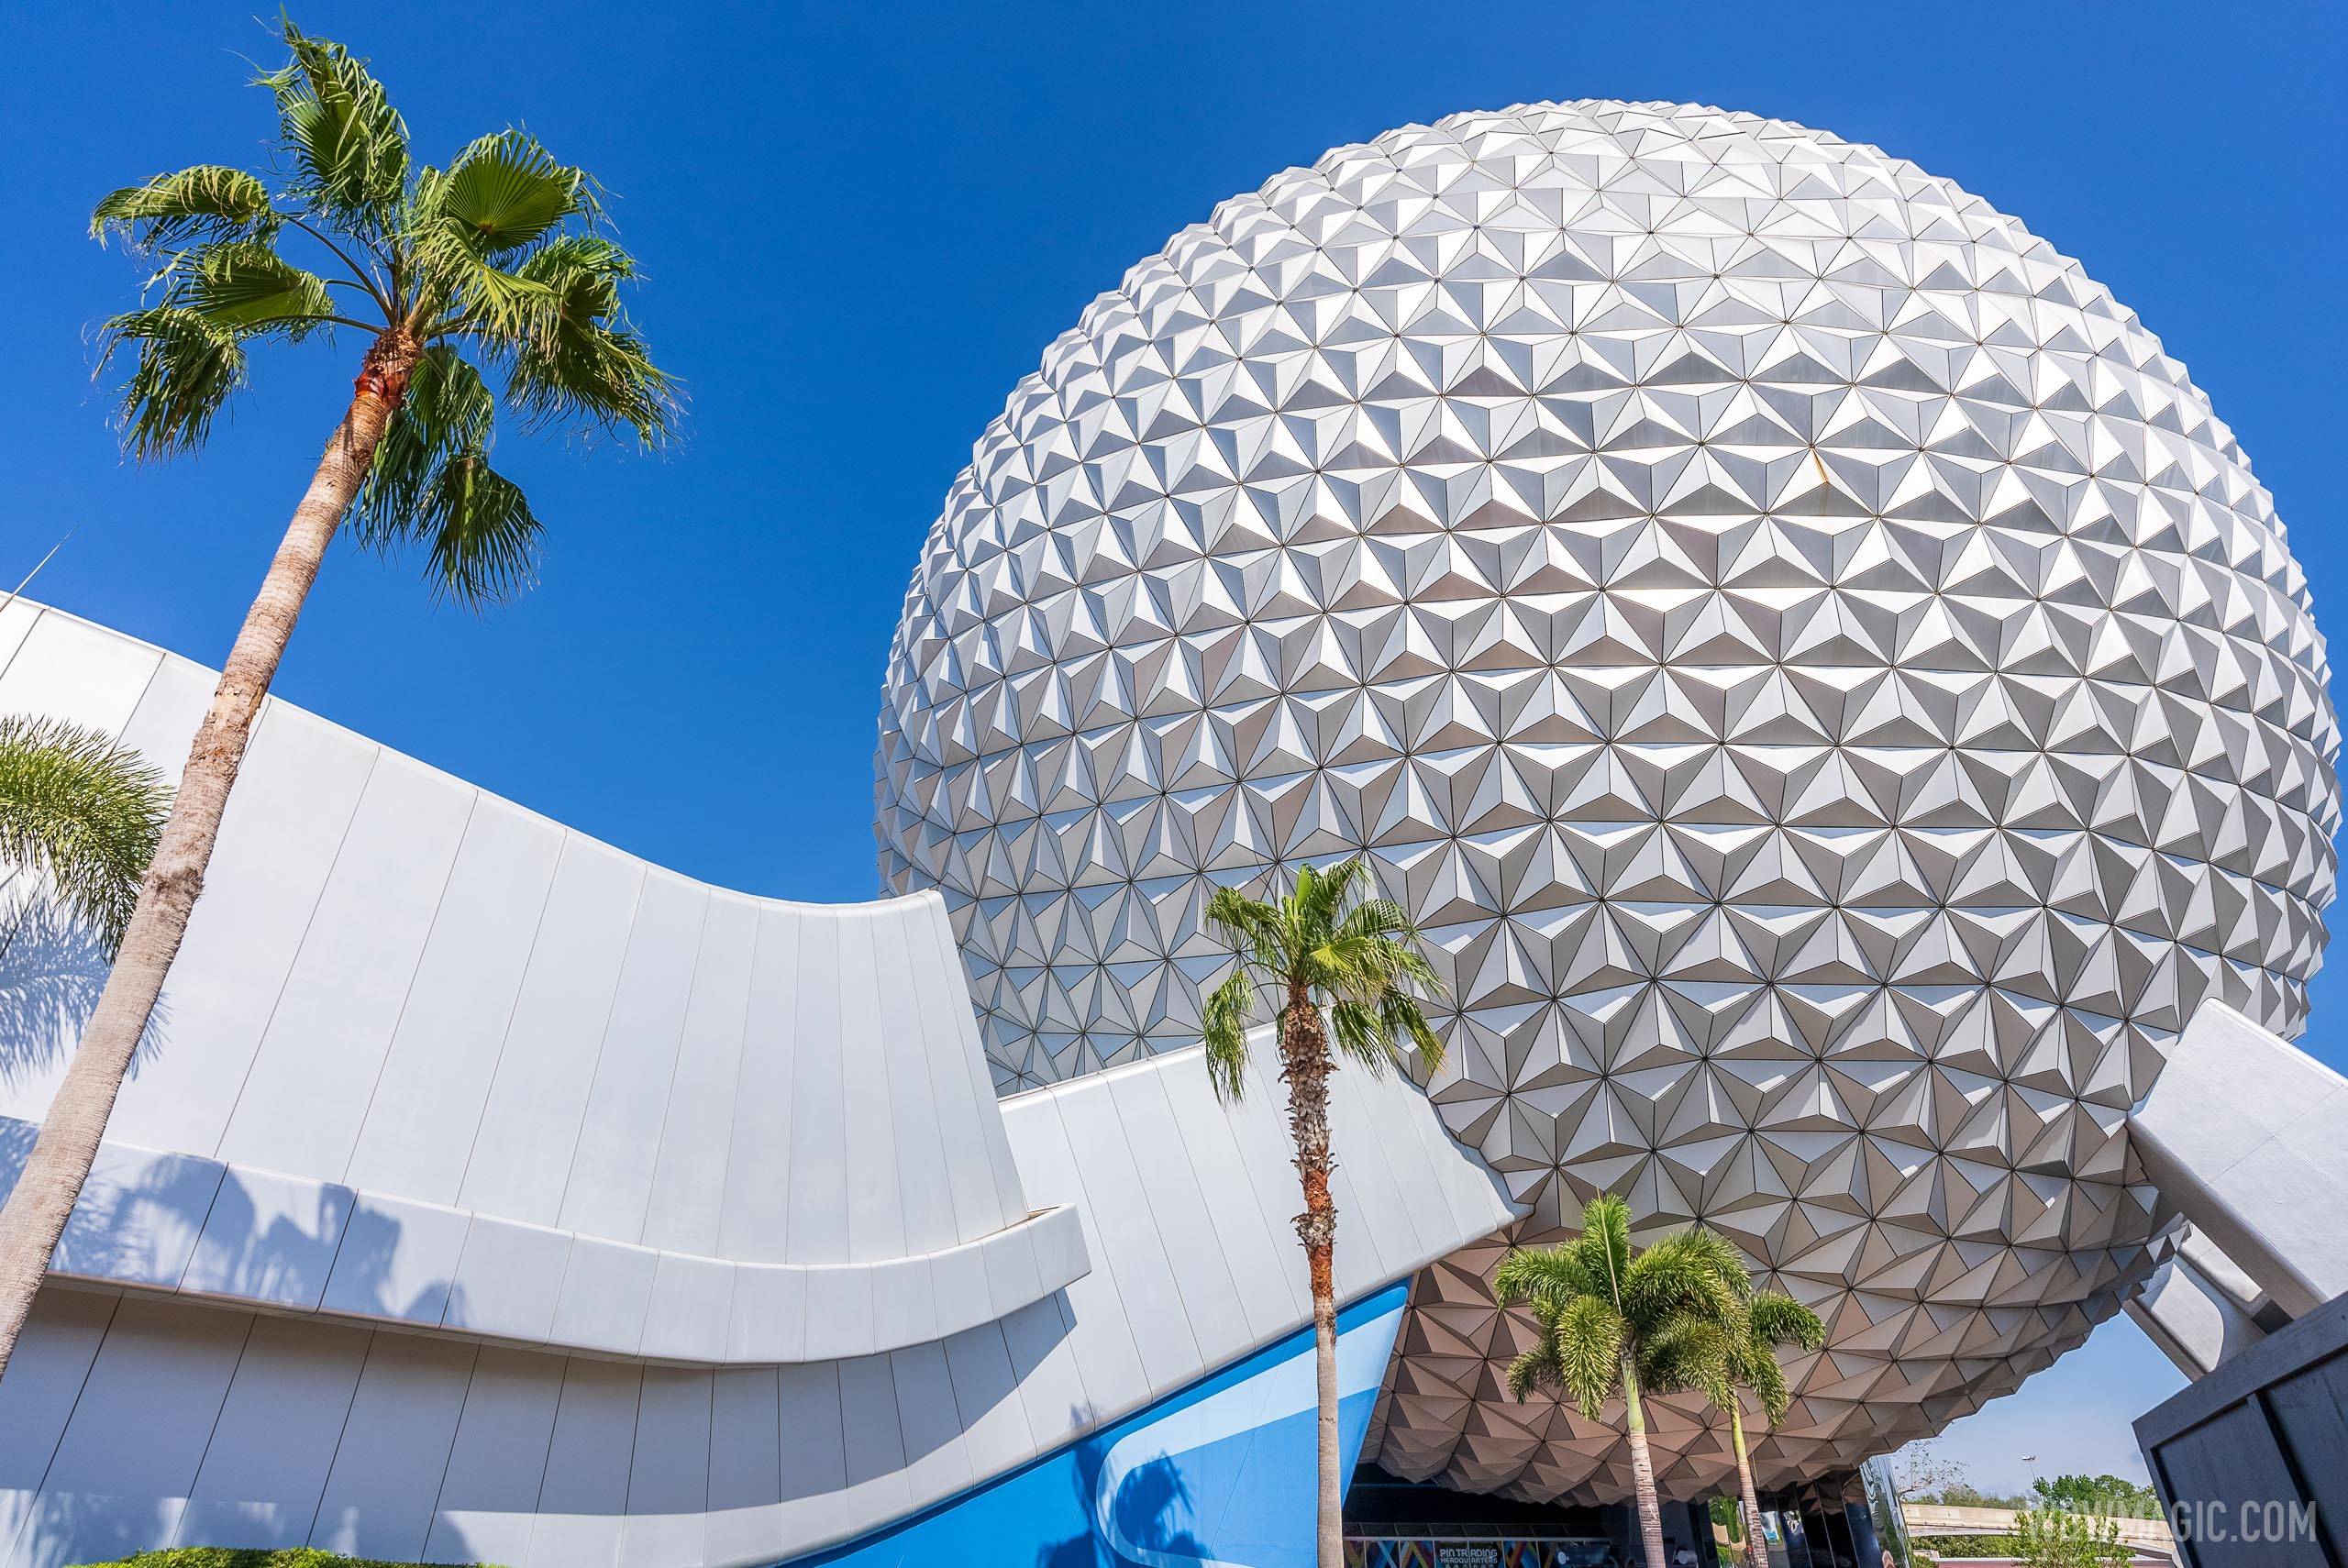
[0,336,416,1384]
[1730,1400,1767,1566]
[1281,979,1344,1568]
[1623,1361,1668,1568]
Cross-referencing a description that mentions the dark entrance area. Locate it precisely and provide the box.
[1345,1463,1725,1568]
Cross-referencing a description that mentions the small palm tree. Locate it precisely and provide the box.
[1201,856,1445,1568]
[1669,1277,1826,1565]
[1494,1195,1745,1568]
[0,717,170,954]
[0,18,673,1381]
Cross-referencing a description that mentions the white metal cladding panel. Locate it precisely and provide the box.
[342,796,564,1204]
[1000,1294,1097,1450]
[1150,1054,1303,1340]
[174,1315,371,1551]
[423,1346,563,1566]
[716,905,802,1263]
[836,911,907,1264]
[561,871,709,1243]
[309,1333,479,1562]
[0,1292,115,1568]
[216,751,473,1179]
[869,903,958,1255]
[996,1092,1150,1419]
[457,837,644,1226]
[705,1366,781,1513]
[18,1295,249,1566]
[528,1359,643,1568]
[783,914,848,1264]
[103,709,377,1158]
[0,600,44,683]
[111,651,214,782]
[640,893,759,1257]
[625,1366,714,1517]
[903,899,1015,1244]
[889,1340,973,1508]
[917,902,1028,1224]
[940,1320,1037,1484]
[0,610,159,734]
[1101,1066,1251,1372]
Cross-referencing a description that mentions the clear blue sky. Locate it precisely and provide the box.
[5,0,2341,1499]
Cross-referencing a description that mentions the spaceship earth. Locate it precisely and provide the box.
[875,101,2340,1502]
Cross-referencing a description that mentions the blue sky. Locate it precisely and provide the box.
[6,0,2342,1498]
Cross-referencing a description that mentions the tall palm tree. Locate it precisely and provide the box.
[1201,856,1445,1568]
[0,717,170,955]
[1494,1195,1744,1568]
[1668,1276,1826,1565]
[0,19,674,1381]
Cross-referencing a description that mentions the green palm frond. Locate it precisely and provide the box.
[429,130,591,258]
[1204,881,1287,969]
[0,717,170,951]
[1746,1289,1825,1353]
[1640,1310,1733,1406]
[91,165,275,251]
[1493,1242,1601,1309]
[1529,1293,1625,1420]
[176,242,338,337]
[1201,967,1257,1102]
[415,451,541,607]
[94,305,251,459]
[1623,1228,1746,1325]
[495,237,675,441]
[260,21,408,229]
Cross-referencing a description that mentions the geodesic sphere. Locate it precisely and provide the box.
[875,101,2339,1501]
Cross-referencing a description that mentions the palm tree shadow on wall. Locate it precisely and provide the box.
[0,896,168,1095]
[1040,1419,1215,1568]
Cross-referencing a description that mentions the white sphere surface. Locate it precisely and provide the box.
[876,101,2339,1501]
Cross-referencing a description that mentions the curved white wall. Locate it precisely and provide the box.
[0,601,1515,1568]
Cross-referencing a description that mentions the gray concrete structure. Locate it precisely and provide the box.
[0,601,1513,1568]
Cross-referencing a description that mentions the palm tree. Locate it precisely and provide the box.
[1494,1195,1745,1568]
[1200,856,1445,1568]
[0,717,170,955]
[0,19,674,1382]
[1671,1276,1826,1565]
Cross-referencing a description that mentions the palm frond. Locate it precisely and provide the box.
[1572,1194,1635,1308]
[175,241,338,337]
[94,305,250,459]
[91,165,275,251]
[1201,967,1257,1103]
[1379,987,1445,1076]
[494,237,675,443]
[1622,1229,1745,1327]
[1292,855,1365,944]
[1493,1243,1600,1309]
[0,716,170,950]
[1204,882,1286,970]
[1746,1290,1825,1354]
[1640,1310,1732,1404]
[431,130,591,258]
[1541,1293,1626,1420]
[413,451,542,608]
[260,20,408,229]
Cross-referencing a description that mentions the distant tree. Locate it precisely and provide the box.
[2015,1507,2129,1566]
[1199,855,1445,1568]
[2031,1474,2160,1518]
[0,16,674,1386]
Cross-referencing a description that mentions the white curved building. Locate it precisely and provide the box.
[874,101,2340,1502]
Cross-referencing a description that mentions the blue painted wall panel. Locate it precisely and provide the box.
[789,1284,1408,1568]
